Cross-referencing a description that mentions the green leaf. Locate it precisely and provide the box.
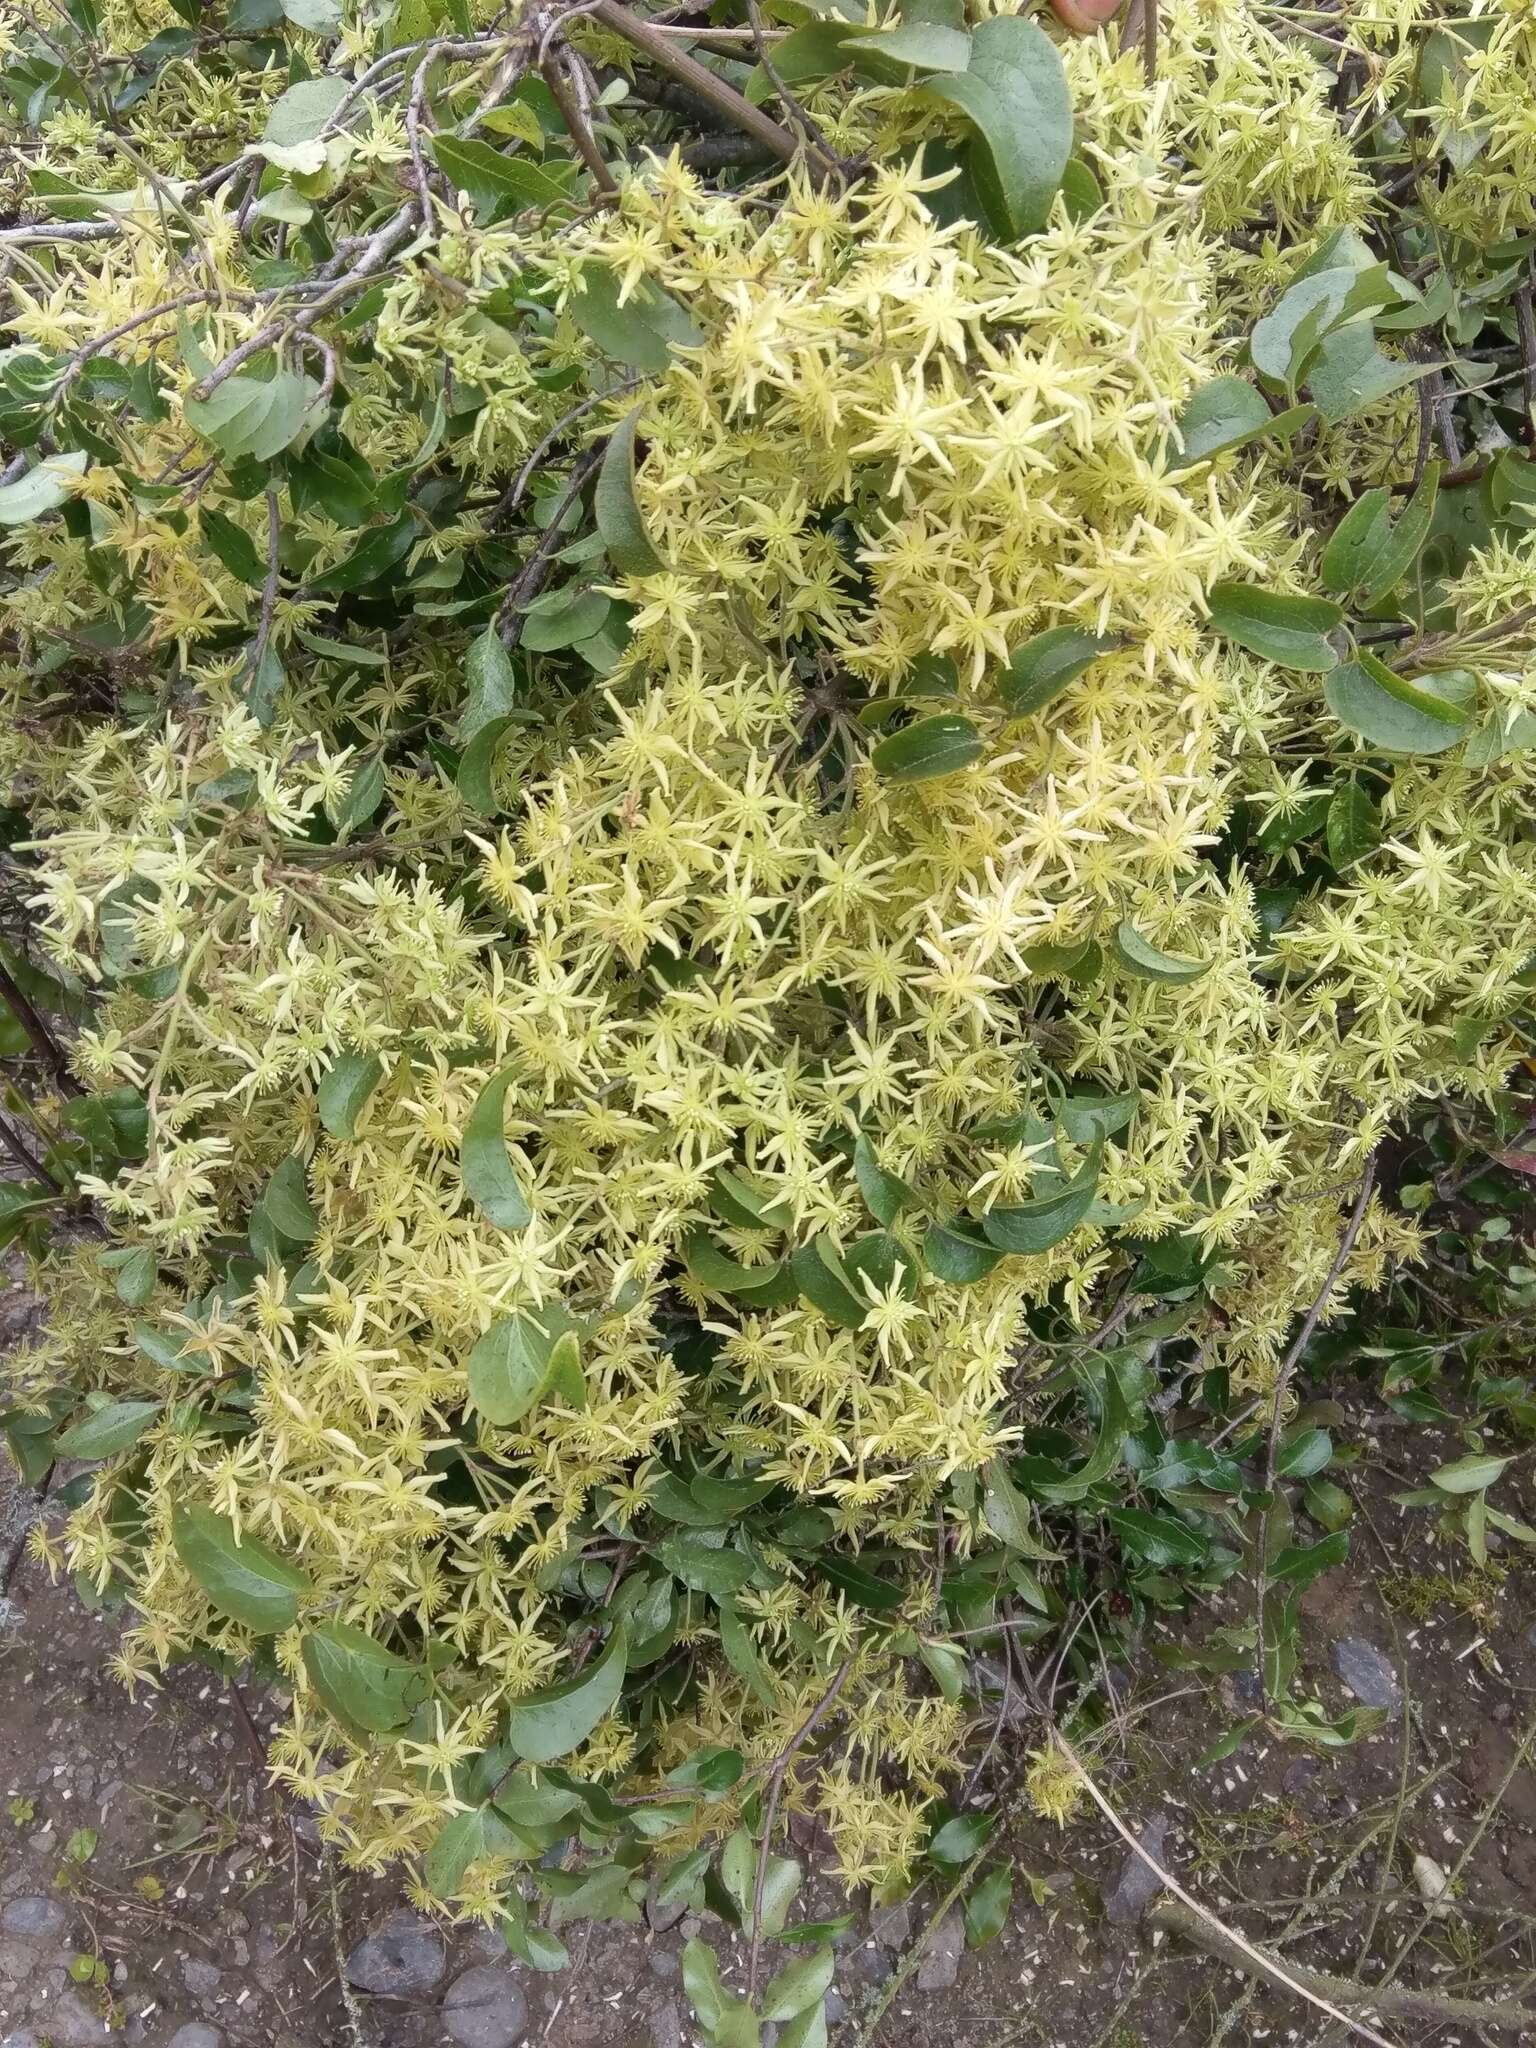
[569,266,703,374]
[655,1533,756,1600]
[853,1134,915,1228]
[185,368,321,463]
[0,450,87,525]
[761,1945,835,2022]
[843,20,970,69]
[318,1051,384,1139]
[683,1230,793,1306]
[260,74,348,151]
[200,507,266,586]
[1107,1505,1209,1567]
[519,584,610,654]
[871,712,985,782]
[302,1619,428,1733]
[460,625,520,746]
[111,1245,157,1308]
[1276,1427,1332,1479]
[468,1305,583,1426]
[430,134,579,220]
[666,1746,745,1795]
[54,1398,162,1461]
[918,1637,967,1702]
[719,1600,778,1705]
[1205,582,1342,671]
[173,1504,313,1631]
[1324,654,1474,755]
[817,1554,904,1611]
[595,410,662,576]
[457,717,516,817]
[1269,1529,1349,1587]
[500,1908,569,1972]
[1325,780,1380,870]
[681,1937,724,2031]
[980,1458,1059,1559]
[1359,461,1441,606]
[791,1238,869,1328]
[424,1802,523,1897]
[1111,920,1208,986]
[917,16,1071,239]
[922,1217,1003,1285]
[1429,1452,1511,1494]
[328,753,385,840]
[929,1810,995,1865]
[1307,325,1442,425]
[506,1624,628,1763]
[305,512,416,594]
[281,0,341,29]
[964,1864,1013,1947]
[709,1167,792,1233]
[1320,490,1393,596]
[998,627,1118,718]
[461,1064,532,1231]
[263,1154,318,1242]
[1168,377,1312,468]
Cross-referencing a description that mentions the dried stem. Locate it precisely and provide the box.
[1254,1154,1375,1705]
[0,961,81,1096]
[586,0,798,163]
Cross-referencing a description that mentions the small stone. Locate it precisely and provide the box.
[2,2030,44,2048]
[853,1944,893,1988]
[1332,1637,1401,1714]
[1282,1757,1319,1798]
[167,2026,226,2048]
[647,1949,679,1981]
[869,1901,911,1951]
[1,1897,68,1939]
[1103,1814,1171,1927]
[346,1909,446,1997]
[915,1913,963,1991]
[28,1987,105,2047]
[649,2001,682,2048]
[0,1938,38,1981]
[678,1915,702,1941]
[646,1875,687,1934]
[440,1962,528,2048]
[181,1957,222,1998]
[824,1991,846,2026]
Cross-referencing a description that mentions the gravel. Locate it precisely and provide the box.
[1104,1812,1172,1927]
[0,1898,67,1939]
[915,1911,964,1991]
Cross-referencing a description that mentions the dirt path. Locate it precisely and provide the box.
[5,1405,1536,2048]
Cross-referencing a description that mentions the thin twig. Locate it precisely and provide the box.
[1254,1155,1376,1705]
[587,0,798,162]
[543,43,619,197]
[745,1652,856,2000]
[0,960,82,1095]
[1049,1730,1400,2048]
[1148,1899,1533,2034]
[495,443,606,647]
[324,1847,371,2048]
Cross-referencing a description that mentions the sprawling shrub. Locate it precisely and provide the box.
[3,0,1536,1998]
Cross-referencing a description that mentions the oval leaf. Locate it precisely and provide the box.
[595,411,662,576]
[318,1051,383,1139]
[461,1064,532,1231]
[917,16,1071,239]
[173,1503,313,1632]
[1429,1453,1511,1494]
[302,1618,427,1732]
[871,713,985,782]
[506,1623,628,1763]
[1111,920,1208,986]
[999,627,1118,718]
[55,1398,162,1461]
[1324,654,1474,756]
[1206,582,1342,671]
[468,1305,583,1427]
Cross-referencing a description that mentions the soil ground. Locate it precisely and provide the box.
[5,1340,1536,2048]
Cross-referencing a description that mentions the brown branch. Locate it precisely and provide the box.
[1147,1900,1534,2034]
[743,0,844,177]
[745,1651,856,2000]
[495,443,606,648]
[0,960,82,1096]
[1254,1155,1376,1707]
[0,1113,62,1192]
[586,0,798,163]
[542,44,619,198]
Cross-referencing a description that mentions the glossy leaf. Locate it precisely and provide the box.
[424,1803,523,1897]
[1429,1452,1511,1494]
[461,1064,532,1231]
[761,1945,835,2022]
[467,1305,583,1426]
[922,1217,1003,1285]
[302,1619,427,1732]
[1111,920,1209,986]
[871,713,985,782]
[1324,654,1474,755]
[595,410,662,576]
[998,626,1118,717]
[918,16,1071,239]
[1326,780,1380,870]
[853,1134,915,1227]
[173,1504,313,1631]
[0,450,87,525]
[55,1398,162,1461]
[317,1051,383,1139]
[263,1154,318,1241]
[964,1864,1013,1946]
[568,266,703,373]
[1206,582,1342,671]
[506,1624,628,1763]
[1168,377,1313,468]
